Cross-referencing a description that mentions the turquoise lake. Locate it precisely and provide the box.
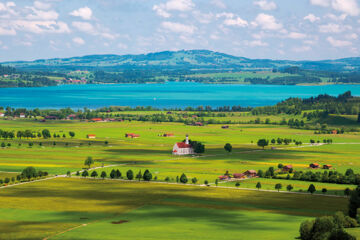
[0,82,359,109]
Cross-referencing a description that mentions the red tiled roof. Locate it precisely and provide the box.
[176,142,192,148]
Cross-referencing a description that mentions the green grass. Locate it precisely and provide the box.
[0,177,349,240]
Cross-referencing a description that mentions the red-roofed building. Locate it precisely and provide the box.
[91,118,103,122]
[87,134,96,139]
[194,122,203,126]
[125,133,140,138]
[310,163,320,169]
[323,164,332,169]
[233,173,245,179]
[172,135,194,155]
[0,112,4,117]
[282,165,293,171]
[218,175,230,180]
[244,170,257,177]
[163,133,174,137]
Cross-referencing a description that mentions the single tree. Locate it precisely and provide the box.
[91,171,98,178]
[110,169,116,179]
[143,169,152,181]
[308,184,316,194]
[76,171,80,176]
[215,179,219,186]
[224,143,232,153]
[82,170,89,178]
[84,156,94,168]
[101,171,107,179]
[4,177,10,184]
[287,184,294,192]
[257,139,269,149]
[204,180,209,185]
[235,182,240,187]
[256,182,262,190]
[278,163,283,169]
[136,170,142,181]
[179,173,188,184]
[191,177,198,184]
[116,169,121,178]
[66,171,71,177]
[21,167,37,180]
[69,131,75,138]
[275,183,282,192]
[126,170,134,180]
[322,188,327,194]
[348,186,360,219]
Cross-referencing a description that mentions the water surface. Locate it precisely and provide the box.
[0,82,359,109]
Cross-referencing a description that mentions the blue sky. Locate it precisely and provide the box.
[0,0,360,61]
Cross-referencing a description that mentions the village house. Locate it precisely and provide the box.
[218,175,230,180]
[0,112,4,117]
[221,125,229,129]
[87,134,96,139]
[332,130,338,134]
[310,163,320,169]
[244,170,257,177]
[323,164,332,169]
[19,113,26,118]
[282,165,293,172]
[233,173,245,179]
[125,133,140,138]
[194,122,203,126]
[172,135,194,155]
[91,118,103,122]
[163,133,174,137]
[67,114,77,120]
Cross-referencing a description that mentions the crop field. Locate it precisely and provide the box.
[0,178,349,240]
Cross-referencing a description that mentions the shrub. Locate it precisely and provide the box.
[299,220,314,240]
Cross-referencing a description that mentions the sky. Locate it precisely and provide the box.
[0,0,360,61]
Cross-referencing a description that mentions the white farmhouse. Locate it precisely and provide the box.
[172,135,194,155]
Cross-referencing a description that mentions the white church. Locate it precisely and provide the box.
[172,135,195,155]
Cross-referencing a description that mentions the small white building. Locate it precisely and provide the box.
[172,135,194,155]
[19,113,25,118]
[0,112,4,117]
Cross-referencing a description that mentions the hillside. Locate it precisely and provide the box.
[2,50,360,72]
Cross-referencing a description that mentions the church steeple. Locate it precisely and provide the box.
[185,134,189,144]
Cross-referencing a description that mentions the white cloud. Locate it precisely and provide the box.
[292,46,311,52]
[216,12,248,27]
[153,0,194,18]
[254,1,277,11]
[319,23,351,33]
[192,11,214,24]
[70,7,92,20]
[327,36,352,47]
[331,0,360,16]
[345,33,358,39]
[161,21,196,34]
[304,39,318,45]
[325,13,347,21]
[252,13,283,31]
[245,40,268,47]
[288,32,307,39]
[7,20,70,34]
[310,0,330,7]
[33,1,51,10]
[0,1,17,16]
[72,21,95,34]
[72,37,85,45]
[310,0,360,16]
[0,26,16,35]
[26,8,59,20]
[210,33,219,40]
[211,0,226,9]
[304,14,320,22]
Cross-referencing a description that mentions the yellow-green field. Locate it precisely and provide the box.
[0,117,359,239]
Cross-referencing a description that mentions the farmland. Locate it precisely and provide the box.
[0,114,359,239]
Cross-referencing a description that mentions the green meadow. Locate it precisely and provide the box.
[0,178,349,240]
[0,116,359,239]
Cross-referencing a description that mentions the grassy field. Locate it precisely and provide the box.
[0,117,359,239]
[0,177,349,240]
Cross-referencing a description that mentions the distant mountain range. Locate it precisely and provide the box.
[2,49,360,72]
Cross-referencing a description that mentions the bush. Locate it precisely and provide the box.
[126,170,134,180]
[328,228,356,240]
[180,173,188,184]
[299,220,314,240]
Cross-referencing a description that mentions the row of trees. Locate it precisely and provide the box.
[0,129,75,140]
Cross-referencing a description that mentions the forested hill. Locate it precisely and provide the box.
[2,49,360,72]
